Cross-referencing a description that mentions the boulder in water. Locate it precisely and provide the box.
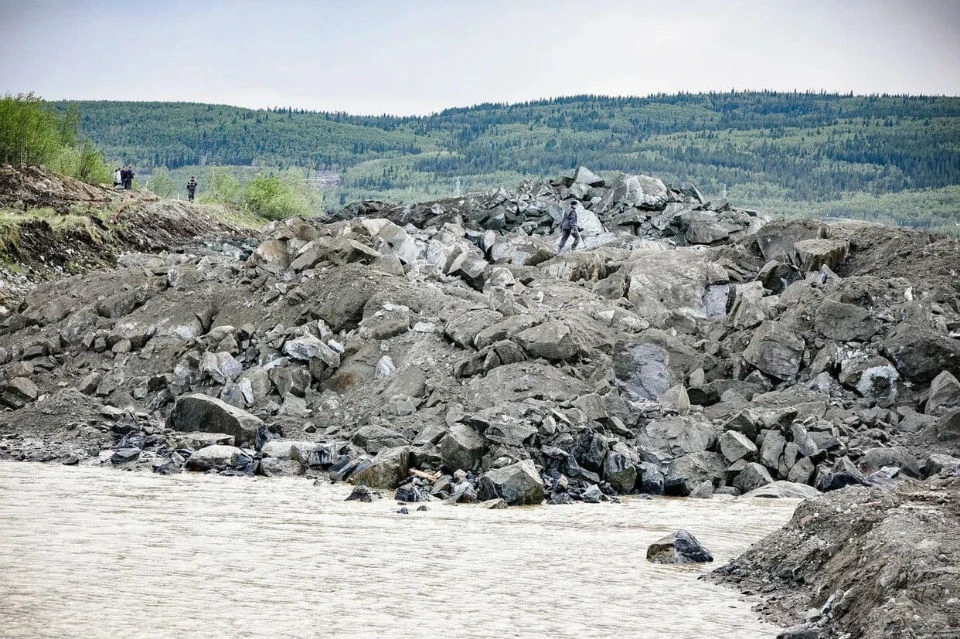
[646,530,714,563]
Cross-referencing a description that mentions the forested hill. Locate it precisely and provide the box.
[58,92,960,229]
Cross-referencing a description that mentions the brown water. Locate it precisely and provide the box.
[0,462,798,639]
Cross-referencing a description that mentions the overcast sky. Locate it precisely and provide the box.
[1,0,958,115]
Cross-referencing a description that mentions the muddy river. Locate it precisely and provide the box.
[0,462,799,638]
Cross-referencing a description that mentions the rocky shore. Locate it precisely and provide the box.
[0,165,958,635]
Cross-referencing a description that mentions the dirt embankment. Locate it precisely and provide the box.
[711,476,960,638]
[0,164,258,308]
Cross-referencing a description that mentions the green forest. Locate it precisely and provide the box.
[52,92,960,233]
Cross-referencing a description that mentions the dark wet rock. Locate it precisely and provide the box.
[646,530,714,564]
[396,507,409,515]
[581,483,604,503]
[395,483,428,502]
[477,459,544,505]
[345,485,380,502]
[817,456,868,492]
[111,447,141,464]
[637,462,665,495]
[602,451,637,493]
[936,409,960,441]
[167,394,263,447]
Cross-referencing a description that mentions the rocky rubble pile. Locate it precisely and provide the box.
[711,476,960,638]
[0,167,958,507]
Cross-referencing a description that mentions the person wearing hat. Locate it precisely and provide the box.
[557,199,582,251]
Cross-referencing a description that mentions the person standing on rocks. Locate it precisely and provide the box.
[114,167,122,188]
[186,176,197,202]
[557,199,582,252]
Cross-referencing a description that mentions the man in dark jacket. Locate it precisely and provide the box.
[557,199,582,251]
[186,177,197,202]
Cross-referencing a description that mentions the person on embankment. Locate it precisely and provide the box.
[186,176,197,202]
[557,199,582,252]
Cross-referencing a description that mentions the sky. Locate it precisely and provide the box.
[1,0,958,115]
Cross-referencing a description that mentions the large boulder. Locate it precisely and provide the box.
[926,371,960,416]
[719,430,757,463]
[733,462,775,493]
[646,530,714,563]
[349,446,411,489]
[664,451,725,496]
[814,300,880,342]
[2,377,39,408]
[438,423,486,471]
[513,321,578,362]
[636,416,718,460]
[351,425,409,455]
[184,445,248,472]
[602,451,638,493]
[741,480,819,499]
[477,459,545,505]
[882,324,960,384]
[623,249,728,324]
[793,238,848,272]
[167,394,263,446]
[839,355,899,400]
[743,321,805,380]
[755,219,825,262]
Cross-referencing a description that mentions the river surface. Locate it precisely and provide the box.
[0,462,799,639]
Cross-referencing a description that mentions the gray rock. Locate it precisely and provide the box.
[581,483,603,503]
[719,430,757,463]
[926,371,960,416]
[793,238,848,272]
[477,459,544,505]
[741,480,820,499]
[258,457,303,476]
[787,457,816,485]
[690,480,714,499]
[646,530,714,563]
[839,355,899,400]
[936,409,960,441]
[513,321,578,362]
[758,429,786,472]
[602,451,637,493]
[283,335,341,368]
[2,377,39,408]
[664,451,725,496]
[345,485,380,502]
[924,453,960,476]
[814,300,879,342]
[637,416,718,460]
[111,448,141,464]
[438,423,486,471]
[882,324,960,384]
[348,446,411,488]
[743,321,805,380]
[166,394,263,447]
[637,462,665,495]
[199,351,242,384]
[185,445,246,472]
[859,446,921,478]
[789,422,819,458]
[351,425,409,455]
[733,462,774,493]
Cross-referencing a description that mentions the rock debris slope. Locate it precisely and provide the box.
[0,168,958,507]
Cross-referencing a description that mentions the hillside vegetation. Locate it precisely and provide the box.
[60,93,960,233]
